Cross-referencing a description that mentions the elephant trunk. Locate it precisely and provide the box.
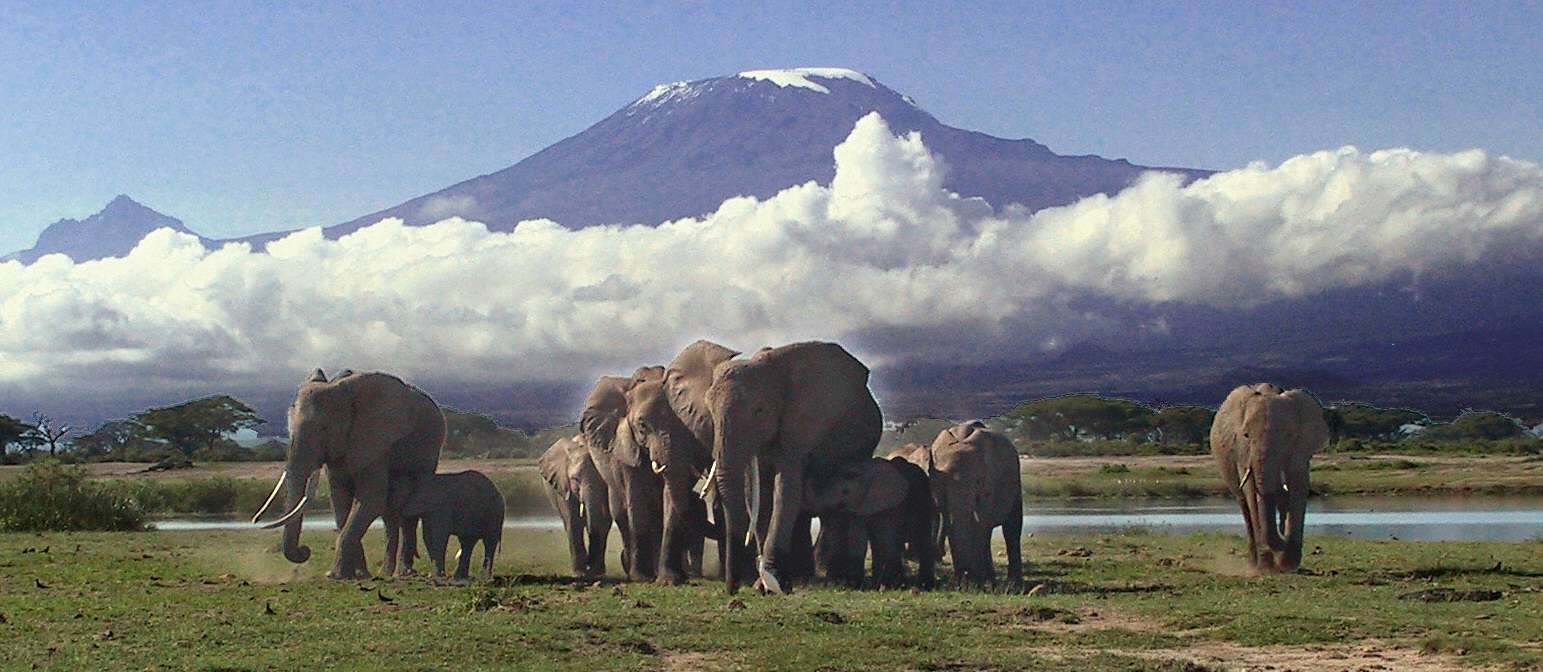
[280,468,314,564]
[712,439,753,594]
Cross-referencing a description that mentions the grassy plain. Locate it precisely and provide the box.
[1,525,1539,671]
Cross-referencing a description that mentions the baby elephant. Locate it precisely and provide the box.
[806,457,936,589]
[400,471,505,582]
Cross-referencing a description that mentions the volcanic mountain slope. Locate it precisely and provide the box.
[4,195,209,264]
[245,67,1208,243]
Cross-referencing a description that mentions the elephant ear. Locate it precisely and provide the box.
[537,440,571,496]
[613,416,646,468]
[1283,389,1329,456]
[665,340,739,447]
[579,376,631,460]
[764,342,873,453]
[855,461,909,516]
[340,373,426,468]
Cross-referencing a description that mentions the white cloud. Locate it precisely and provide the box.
[1,113,1539,401]
[415,193,480,221]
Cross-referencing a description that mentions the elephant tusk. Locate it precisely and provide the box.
[748,458,762,548]
[1239,466,1253,489]
[697,462,718,501]
[652,460,667,475]
[251,471,288,523]
[260,494,309,529]
[578,501,586,520]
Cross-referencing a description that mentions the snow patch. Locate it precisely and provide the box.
[737,68,875,94]
[631,81,698,108]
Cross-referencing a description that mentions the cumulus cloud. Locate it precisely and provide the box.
[1,113,1540,400]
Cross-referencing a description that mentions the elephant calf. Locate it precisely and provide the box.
[806,457,936,589]
[399,471,505,582]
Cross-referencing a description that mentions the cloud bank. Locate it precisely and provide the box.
[2,113,1540,401]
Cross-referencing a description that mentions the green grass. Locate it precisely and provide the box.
[1,526,1539,671]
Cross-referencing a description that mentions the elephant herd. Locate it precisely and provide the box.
[250,342,1331,592]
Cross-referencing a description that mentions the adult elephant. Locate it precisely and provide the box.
[1210,383,1328,573]
[580,372,665,581]
[252,370,445,579]
[707,341,882,594]
[625,340,736,584]
[538,435,612,577]
[929,421,1022,585]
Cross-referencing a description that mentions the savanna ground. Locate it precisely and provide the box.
[2,524,1540,671]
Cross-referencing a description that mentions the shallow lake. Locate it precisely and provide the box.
[162,495,1543,541]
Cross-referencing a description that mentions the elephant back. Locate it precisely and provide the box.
[312,371,444,475]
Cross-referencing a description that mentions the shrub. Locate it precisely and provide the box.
[0,460,147,531]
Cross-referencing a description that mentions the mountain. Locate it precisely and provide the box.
[3,195,210,264]
[239,67,1208,243]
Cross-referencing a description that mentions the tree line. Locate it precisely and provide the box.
[884,394,1540,456]
[0,396,574,465]
[4,392,1538,465]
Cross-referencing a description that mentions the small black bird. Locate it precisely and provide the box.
[33,579,49,590]
[263,602,276,616]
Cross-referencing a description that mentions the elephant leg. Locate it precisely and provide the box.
[422,514,450,577]
[331,469,388,580]
[1233,489,1261,570]
[329,475,354,531]
[482,533,499,580]
[382,511,401,578]
[945,493,975,584]
[624,468,662,582]
[585,494,612,577]
[558,494,588,577]
[397,515,421,576]
[759,455,805,594]
[870,517,903,589]
[787,513,814,583]
[974,523,996,584]
[1281,467,1310,571]
[453,536,475,582]
[657,477,695,585]
[1003,495,1024,583]
[607,477,633,576]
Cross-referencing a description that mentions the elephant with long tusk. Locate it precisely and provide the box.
[251,369,445,580]
[1210,383,1328,573]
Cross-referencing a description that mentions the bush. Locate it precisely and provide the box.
[0,460,148,531]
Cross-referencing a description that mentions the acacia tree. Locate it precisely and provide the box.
[134,396,264,458]
[1005,395,1155,441]
[1151,406,1216,445]
[71,419,158,461]
[0,414,36,456]
[26,413,72,457]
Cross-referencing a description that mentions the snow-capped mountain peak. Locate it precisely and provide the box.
[736,67,876,93]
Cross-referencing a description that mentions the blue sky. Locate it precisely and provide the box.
[1,0,1539,253]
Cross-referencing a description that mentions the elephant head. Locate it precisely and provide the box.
[580,375,648,470]
[252,369,341,564]
[804,459,909,517]
[1212,384,1328,572]
[706,341,882,593]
